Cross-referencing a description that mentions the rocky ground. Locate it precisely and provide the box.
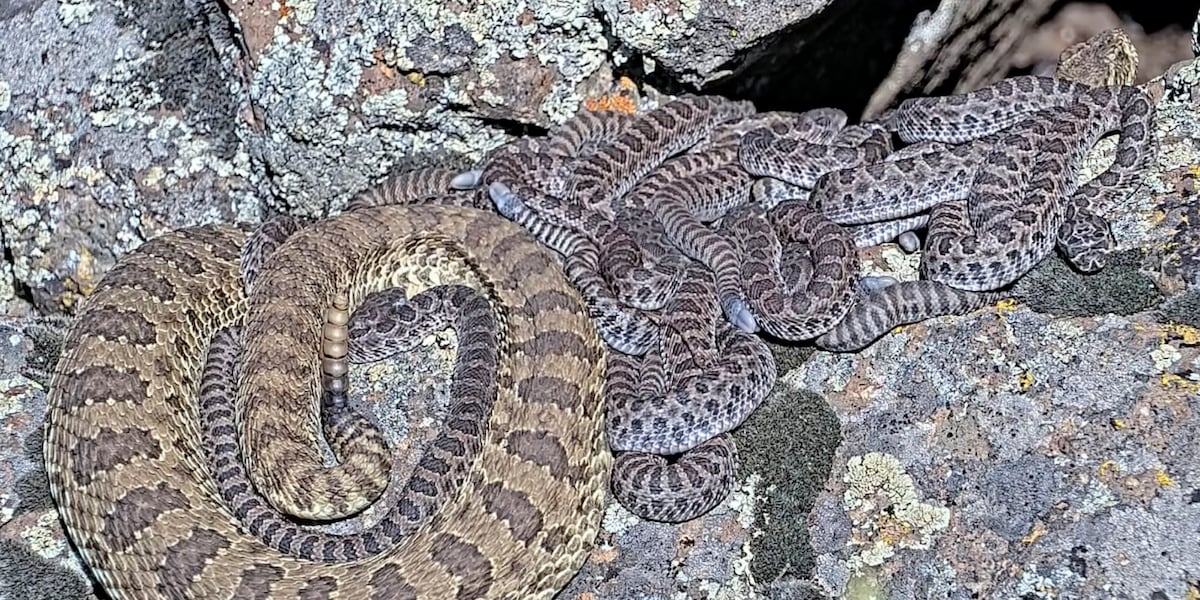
[2,1,1199,599]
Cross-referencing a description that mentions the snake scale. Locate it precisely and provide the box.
[43,27,1156,597]
[44,206,610,599]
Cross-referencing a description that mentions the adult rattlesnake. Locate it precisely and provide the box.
[43,205,610,599]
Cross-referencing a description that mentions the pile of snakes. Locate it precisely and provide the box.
[43,74,1155,599]
[437,75,1156,523]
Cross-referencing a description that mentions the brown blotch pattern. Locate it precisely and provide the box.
[366,564,419,600]
[231,564,286,600]
[516,375,583,411]
[103,483,189,552]
[57,365,148,412]
[430,533,494,600]
[73,306,158,346]
[71,426,162,486]
[505,430,578,482]
[480,481,544,543]
[157,528,231,595]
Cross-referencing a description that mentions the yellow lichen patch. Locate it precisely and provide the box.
[1155,470,1176,488]
[406,72,426,87]
[58,246,98,308]
[1018,369,1034,392]
[1186,583,1199,600]
[616,76,636,91]
[1110,417,1127,430]
[994,298,1019,314]
[1098,460,1120,477]
[1021,521,1047,545]
[1160,372,1200,393]
[1163,323,1200,346]
[842,452,950,569]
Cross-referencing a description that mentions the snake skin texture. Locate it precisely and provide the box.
[45,205,610,599]
[813,76,1155,291]
[196,284,497,561]
[45,36,1158,596]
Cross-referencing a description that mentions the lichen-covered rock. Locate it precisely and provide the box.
[6,0,1200,596]
[0,0,262,314]
[227,0,616,216]
[596,0,831,87]
[2,0,1099,315]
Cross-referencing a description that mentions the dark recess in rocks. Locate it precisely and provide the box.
[1057,0,1200,32]
[708,0,940,118]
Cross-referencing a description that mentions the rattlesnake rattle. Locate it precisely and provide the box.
[190,172,515,560]
[339,155,767,524]
[44,202,610,598]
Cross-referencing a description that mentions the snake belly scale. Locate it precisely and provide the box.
[43,205,610,599]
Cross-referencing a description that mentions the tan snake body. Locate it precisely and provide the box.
[44,205,609,599]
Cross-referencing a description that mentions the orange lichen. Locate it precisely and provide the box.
[370,50,397,81]
[876,514,915,545]
[278,0,292,19]
[584,93,638,114]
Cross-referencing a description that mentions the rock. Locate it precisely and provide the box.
[782,59,1200,598]
[5,0,1200,596]
[0,0,262,314]
[1,0,1089,313]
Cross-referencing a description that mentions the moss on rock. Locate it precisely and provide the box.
[732,385,841,584]
[1013,250,1162,317]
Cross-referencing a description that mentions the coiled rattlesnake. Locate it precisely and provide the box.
[44,206,609,599]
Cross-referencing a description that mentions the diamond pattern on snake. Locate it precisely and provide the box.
[46,201,610,599]
[45,51,1158,597]
[810,75,1155,290]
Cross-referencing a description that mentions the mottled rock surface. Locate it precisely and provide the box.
[3,0,1078,316]
[3,0,1199,598]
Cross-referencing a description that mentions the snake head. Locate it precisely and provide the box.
[487,181,528,221]
[450,169,483,190]
[722,297,758,334]
[1057,208,1115,273]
